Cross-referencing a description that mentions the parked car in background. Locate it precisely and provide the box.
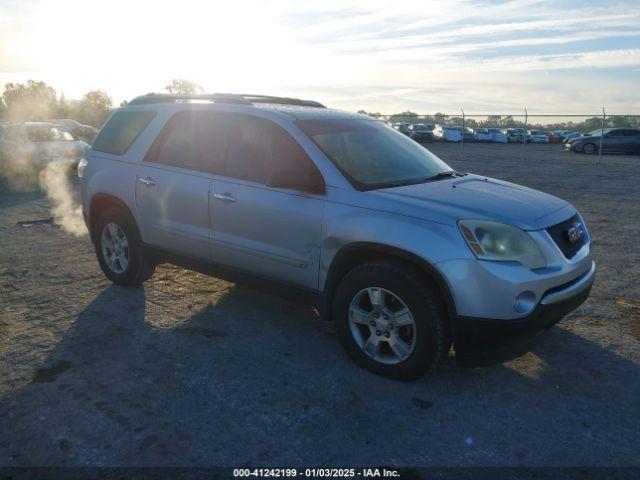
[0,122,90,169]
[51,118,99,144]
[564,128,640,155]
[506,128,527,143]
[488,128,508,143]
[563,132,584,142]
[408,123,434,143]
[544,131,562,143]
[393,123,412,136]
[461,127,475,142]
[433,124,462,142]
[474,128,493,142]
[528,130,550,143]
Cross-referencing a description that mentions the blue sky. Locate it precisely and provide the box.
[0,0,638,114]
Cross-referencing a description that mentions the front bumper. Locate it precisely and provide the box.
[451,261,595,367]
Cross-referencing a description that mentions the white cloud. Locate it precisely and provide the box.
[0,0,638,112]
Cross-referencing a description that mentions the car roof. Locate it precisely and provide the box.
[122,101,369,123]
[123,93,371,122]
[253,103,367,121]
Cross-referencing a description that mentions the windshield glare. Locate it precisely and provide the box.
[298,119,450,189]
[587,129,607,137]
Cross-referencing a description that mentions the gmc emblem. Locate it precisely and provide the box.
[566,222,585,244]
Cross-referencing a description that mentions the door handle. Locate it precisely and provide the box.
[137,176,156,187]
[213,192,237,203]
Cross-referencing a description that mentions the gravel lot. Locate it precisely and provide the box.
[1,143,639,468]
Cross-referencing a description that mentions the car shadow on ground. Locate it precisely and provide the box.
[1,283,639,466]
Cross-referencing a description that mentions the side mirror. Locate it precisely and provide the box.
[266,164,325,195]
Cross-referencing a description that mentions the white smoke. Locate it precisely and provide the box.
[38,159,87,237]
[0,137,42,190]
[0,136,87,237]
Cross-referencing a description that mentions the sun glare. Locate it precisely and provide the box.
[24,0,316,100]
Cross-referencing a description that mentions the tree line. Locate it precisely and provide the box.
[0,79,204,128]
[358,110,640,132]
[2,80,637,132]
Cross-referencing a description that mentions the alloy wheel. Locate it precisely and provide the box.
[348,287,416,365]
[101,222,129,274]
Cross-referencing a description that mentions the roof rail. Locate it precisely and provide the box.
[128,93,252,106]
[239,94,326,108]
[127,93,325,108]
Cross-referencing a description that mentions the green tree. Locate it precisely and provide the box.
[389,110,419,124]
[433,112,447,125]
[165,79,203,95]
[481,115,502,127]
[71,90,113,127]
[2,80,58,121]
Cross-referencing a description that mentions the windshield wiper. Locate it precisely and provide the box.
[427,170,458,180]
[369,171,463,190]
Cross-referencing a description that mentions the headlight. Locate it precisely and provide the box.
[458,220,546,269]
[77,157,88,178]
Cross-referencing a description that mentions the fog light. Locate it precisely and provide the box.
[514,291,536,314]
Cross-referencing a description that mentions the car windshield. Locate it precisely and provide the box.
[297,119,451,189]
[587,129,609,137]
[26,126,74,142]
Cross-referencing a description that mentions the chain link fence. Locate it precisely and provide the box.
[367,110,640,165]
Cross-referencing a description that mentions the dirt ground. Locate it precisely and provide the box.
[1,143,639,467]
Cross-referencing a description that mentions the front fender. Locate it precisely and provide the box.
[320,201,471,292]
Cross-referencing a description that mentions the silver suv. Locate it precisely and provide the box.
[79,93,595,380]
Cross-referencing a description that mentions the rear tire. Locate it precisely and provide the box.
[332,261,449,381]
[94,207,155,286]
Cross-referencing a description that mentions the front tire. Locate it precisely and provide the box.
[582,142,597,155]
[94,207,155,286]
[333,261,449,380]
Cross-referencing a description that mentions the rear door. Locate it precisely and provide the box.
[619,129,640,152]
[135,110,225,260]
[209,113,324,290]
[603,129,626,153]
[632,129,640,153]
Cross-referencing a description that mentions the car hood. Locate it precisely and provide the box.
[569,135,593,143]
[367,174,573,230]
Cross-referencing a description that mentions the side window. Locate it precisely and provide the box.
[221,113,319,185]
[155,113,199,169]
[224,114,270,183]
[152,111,228,174]
[93,110,156,155]
[267,123,318,178]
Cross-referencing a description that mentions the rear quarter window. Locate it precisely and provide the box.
[92,110,156,155]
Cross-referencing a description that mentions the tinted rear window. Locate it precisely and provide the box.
[93,110,156,155]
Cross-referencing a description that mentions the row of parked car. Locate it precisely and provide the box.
[391,123,589,144]
[391,122,640,154]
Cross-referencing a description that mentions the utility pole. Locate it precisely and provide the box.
[598,108,606,164]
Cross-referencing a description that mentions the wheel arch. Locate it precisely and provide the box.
[88,193,136,243]
[323,242,457,318]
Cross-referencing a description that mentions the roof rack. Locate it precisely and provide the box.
[127,93,325,108]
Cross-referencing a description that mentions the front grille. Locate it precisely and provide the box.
[546,214,587,259]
